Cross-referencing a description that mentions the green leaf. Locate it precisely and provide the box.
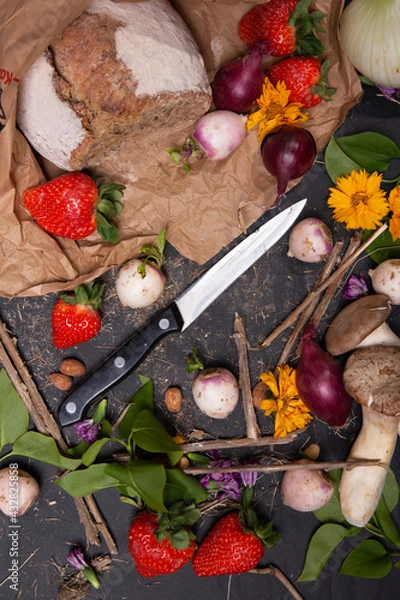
[164,469,208,506]
[96,212,119,245]
[369,476,400,547]
[132,409,183,465]
[339,539,393,579]
[10,431,81,470]
[118,378,154,440]
[382,469,400,513]
[325,132,400,183]
[361,228,400,264]
[297,523,360,582]
[313,469,346,524]
[104,460,167,512]
[0,369,30,452]
[81,438,112,467]
[57,463,120,496]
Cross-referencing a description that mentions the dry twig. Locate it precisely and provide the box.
[233,313,260,439]
[254,224,387,350]
[0,319,117,555]
[249,564,304,600]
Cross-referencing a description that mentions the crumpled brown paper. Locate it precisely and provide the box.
[0,0,362,297]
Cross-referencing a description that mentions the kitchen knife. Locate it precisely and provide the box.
[58,198,307,427]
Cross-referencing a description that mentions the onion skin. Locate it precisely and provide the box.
[212,42,270,113]
[0,468,40,517]
[369,259,400,305]
[296,323,352,427]
[261,126,317,201]
[281,460,334,512]
[192,367,239,419]
[116,259,166,308]
[288,218,333,263]
[192,111,247,162]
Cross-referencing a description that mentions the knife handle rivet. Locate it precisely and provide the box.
[114,356,126,369]
[159,318,170,330]
[65,401,77,415]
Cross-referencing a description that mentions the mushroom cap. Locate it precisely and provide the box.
[343,345,400,417]
[325,294,392,355]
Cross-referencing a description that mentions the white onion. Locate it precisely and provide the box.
[287,217,333,263]
[369,259,400,305]
[192,367,239,419]
[192,110,247,162]
[340,0,400,88]
[116,258,166,308]
[0,467,40,517]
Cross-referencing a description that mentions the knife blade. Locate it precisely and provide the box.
[59,198,307,426]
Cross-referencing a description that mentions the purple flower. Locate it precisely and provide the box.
[343,272,369,300]
[67,547,100,589]
[200,451,241,500]
[240,469,258,489]
[67,547,88,571]
[377,85,400,101]
[74,419,100,443]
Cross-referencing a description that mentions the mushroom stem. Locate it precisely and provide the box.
[339,405,399,527]
[357,321,400,349]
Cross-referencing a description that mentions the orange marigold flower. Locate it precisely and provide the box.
[246,79,308,145]
[327,169,389,231]
[259,364,312,439]
[388,185,400,241]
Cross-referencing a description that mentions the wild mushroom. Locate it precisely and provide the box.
[325,294,400,356]
[339,345,400,527]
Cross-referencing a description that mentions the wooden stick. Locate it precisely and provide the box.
[277,241,343,367]
[254,224,387,350]
[233,313,260,440]
[0,320,117,555]
[249,565,304,600]
[182,458,381,476]
[311,232,362,327]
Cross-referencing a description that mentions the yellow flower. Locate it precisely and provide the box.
[246,79,309,145]
[388,185,400,241]
[327,169,389,231]
[259,364,312,439]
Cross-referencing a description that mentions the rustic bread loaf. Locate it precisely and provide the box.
[17,0,212,171]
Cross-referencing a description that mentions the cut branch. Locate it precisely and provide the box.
[254,224,387,350]
[233,313,260,439]
[0,319,117,555]
[249,565,304,600]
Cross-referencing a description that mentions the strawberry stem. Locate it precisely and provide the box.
[95,181,126,244]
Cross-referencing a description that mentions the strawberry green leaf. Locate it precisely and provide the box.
[288,0,327,56]
[0,369,30,452]
[96,212,119,245]
[339,539,393,579]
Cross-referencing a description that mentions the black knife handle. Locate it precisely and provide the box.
[58,303,183,426]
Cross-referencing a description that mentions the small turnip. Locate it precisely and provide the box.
[116,229,167,308]
[281,460,334,512]
[116,259,166,308]
[287,217,333,263]
[369,258,400,305]
[0,467,40,517]
[192,367,239,419]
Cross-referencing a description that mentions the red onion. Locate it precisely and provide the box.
[296,323,352,427]
[261,125,317,202]
[212,42,270,113]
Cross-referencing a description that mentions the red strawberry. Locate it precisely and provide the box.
[238,0,326,57]
[192,510,280,577]
[52,282,104,349]
[128,505,199,578]
[22,172,125,243]
[267,57,336,108]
